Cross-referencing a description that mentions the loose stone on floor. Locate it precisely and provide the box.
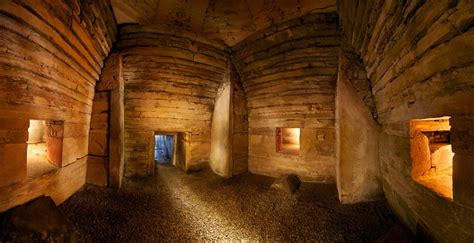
[60,166,399,242]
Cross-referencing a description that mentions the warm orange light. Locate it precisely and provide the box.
[28,120,45,143]
[27,120,62,178]
[410,117,453,199]
[283,128,300,145]
[276,128,300,155]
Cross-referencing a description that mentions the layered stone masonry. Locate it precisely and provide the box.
[0,0,116,211]
[339,0,474,241]
[232,12,340,182]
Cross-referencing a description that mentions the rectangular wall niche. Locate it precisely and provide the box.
[276,128,301,155]
[27,120,63,178]
[410,116,454,199]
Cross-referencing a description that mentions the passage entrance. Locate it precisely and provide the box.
[154,134,175,164]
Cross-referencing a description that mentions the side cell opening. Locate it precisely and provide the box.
[276,128,301,155]
[27,120,63,178]
[410,116,453,200]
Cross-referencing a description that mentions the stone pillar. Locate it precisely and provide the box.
[87,53,125,188]
[335,47,383,204]
[108,66,125,188]
[210,66,232,177]
[210,62,248,177]
[451,114,474,208]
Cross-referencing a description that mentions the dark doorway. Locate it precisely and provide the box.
[154,134,175,164]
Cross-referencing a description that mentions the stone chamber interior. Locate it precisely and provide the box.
[0,0,473,242]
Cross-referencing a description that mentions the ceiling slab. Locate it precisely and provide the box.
[110,0,337,46]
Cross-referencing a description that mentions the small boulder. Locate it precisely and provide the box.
[271,174,301,193]
[1,196,78,242]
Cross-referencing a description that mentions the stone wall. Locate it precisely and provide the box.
[115,25,229,176]
[210,77,231,177]
[210,63,248,177]
[339,0,474,240]
[109,0,337,46]
[231,66,249,175]
[87,91,110,187]
[335,46,383,204]
[232,12,340,182]
[0,0,116,211]
[87,54,125,187]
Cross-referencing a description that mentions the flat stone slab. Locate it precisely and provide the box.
[271,174,301,193]
[1,196,77,242]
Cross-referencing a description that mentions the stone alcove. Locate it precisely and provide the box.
[410,117,454,199]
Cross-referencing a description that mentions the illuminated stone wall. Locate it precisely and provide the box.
[0,0,116,211]
[232,12,339,182]
[112,26,230,176]
[210,78,232,176]
[109,0,337,46]
[335,45,383,204]
[210,63,248,177]
[339,0,474,240]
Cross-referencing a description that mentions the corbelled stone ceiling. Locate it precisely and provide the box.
[110,0,337,46]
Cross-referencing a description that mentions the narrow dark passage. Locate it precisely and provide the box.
[154,134,174,164]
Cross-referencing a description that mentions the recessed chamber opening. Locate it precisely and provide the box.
[410,116,454,199]
[27,120,63,178]
[154,134,175,165]
[276,128,300,155]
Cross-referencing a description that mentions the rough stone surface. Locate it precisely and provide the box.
[110,0,337,46]
[335,46,383,204]
[60,166,398,242]
[1,196,77,242]
[210,63,248,177]
[114,26,230,176]
[0,0,116,211]
[232,12,340,182]
[87,91,110,187]
[210,81,231,177]
[339,0,474,241]
[0,1,472,242]
[271,174,301,193]
[230,67,249,175]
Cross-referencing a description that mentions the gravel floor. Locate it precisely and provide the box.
[60,165,399,242]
